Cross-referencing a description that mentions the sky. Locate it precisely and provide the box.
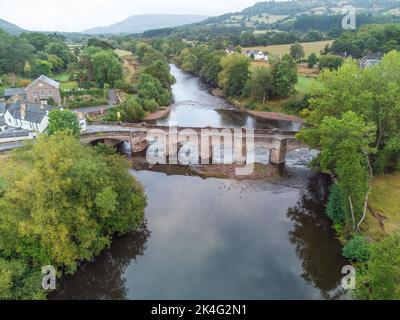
[0,0,262,32]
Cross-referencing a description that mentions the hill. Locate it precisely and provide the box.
[0,18,26,35]
[84,14,209,35]
[196,0,400,31]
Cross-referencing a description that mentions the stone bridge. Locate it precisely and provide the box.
[81,122,300,165]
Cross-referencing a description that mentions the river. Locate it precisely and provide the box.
[51,65,348,300]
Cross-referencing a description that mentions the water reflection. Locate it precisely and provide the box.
[50,223,150,300]
[287,174,348,300]
[156,65,299,131]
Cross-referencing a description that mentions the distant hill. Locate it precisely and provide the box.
[84,14,209,35]
[195,0,400,30]
[0,18,26,35]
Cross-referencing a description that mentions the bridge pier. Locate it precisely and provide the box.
[269,138,288,165]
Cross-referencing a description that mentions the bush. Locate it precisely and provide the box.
[123,97,145,122]
[326,184,346,226]
[283,94,309,113]
[142,98,159,113]
[342,235,371,262]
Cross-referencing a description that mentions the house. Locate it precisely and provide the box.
[243,50,269,61]
[25,75,61,105]
[225,46,237,54]
[0,102,6,131]
[4,101,60,133]
[359,52,383,68]
[3,75,61,105]
[4,88,27,102]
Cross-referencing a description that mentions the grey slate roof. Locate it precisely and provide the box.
[4,87,26,97]
[7,101,59,124]
[0,129,31,139]
[0,115,6,127]
[25,75,60,90]
[362,52,384,60]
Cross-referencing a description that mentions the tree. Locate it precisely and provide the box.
[46,109,81,138]
[21,32,50,52]
[91,51,123,87]
[298,111,376,229]
[31,59,52,77]
[271,54,298,98]
[0,31,34,74]
[290,42,305,61]
[143,59,175,89]
[45,42,70,66]
[218,53,250,97]
[0,132,146,284]
[247,66,273,104]
[356,232,400,300]
[318,55,344,70]
[307,53,318,68]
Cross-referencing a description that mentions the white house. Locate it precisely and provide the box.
[4,101,59,133]
[0,102,6,130]
[4,101,87,134]
[243,50,269,61]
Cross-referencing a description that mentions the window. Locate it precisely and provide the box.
[33,91,38,97]
[40,91,45,96]
[48,90,53,96]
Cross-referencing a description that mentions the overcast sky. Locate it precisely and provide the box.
[0,0,262,32]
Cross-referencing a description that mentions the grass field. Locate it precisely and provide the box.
[60,81,78,90]
[251,61,320,78]
[362,173,400,241]
[244,40,334,57]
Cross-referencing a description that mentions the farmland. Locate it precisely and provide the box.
[244,40,334,57]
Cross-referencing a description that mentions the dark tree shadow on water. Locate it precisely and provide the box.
[50,222,150,300]
[287,174,349,300]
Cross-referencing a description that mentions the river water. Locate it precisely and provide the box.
[51,65,348,300]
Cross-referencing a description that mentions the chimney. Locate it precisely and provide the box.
[20,102,26,120]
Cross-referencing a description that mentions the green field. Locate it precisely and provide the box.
[244,40,334,57]
[363,173,400,241]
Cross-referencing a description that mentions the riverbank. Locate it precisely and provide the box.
[143,106,172,122]
[210,87,303,125]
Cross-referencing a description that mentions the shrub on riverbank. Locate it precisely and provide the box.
[0,132,146,299]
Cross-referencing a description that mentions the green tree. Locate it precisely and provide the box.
[21,32,50,52]
[318,55,344,70]
[46,109,81,138]
[45,42,70,66]
[356,232,400,300]
[342,235,370,262]
[92,51,123,87]
[0,31,34,74]
[0,132,146,280]
[271,54,298,98]
[218,53,250,97]
[31,59,52,77]
[298,111,376,229]
[307,53,318,68]
[290,42,305,61]
[247,66,273,104]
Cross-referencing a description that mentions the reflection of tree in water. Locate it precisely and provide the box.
[216,109,248,128]
[287,174,348,300]
[50,222,150,300]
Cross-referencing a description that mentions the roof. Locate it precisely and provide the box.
[0,129,31,139]
[362,52,383,60]
[25,75,60,90]
[0,115,6,127]
[7,101,59,124]
[4,87,26,97]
